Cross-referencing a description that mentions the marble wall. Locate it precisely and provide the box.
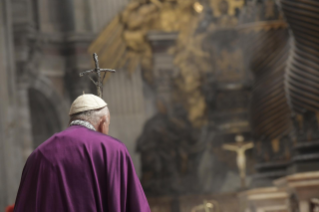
[0,0,24,209]
[89,0,129,32]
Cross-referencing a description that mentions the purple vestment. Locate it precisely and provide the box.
[14,125,151,212]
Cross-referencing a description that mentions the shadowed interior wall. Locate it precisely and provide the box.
[0,0,24,209]
[103,68,152,177]
[28,88,62,148]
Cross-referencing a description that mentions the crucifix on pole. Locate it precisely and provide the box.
[79,53,116,98]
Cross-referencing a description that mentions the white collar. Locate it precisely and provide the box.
[70,120,96,131]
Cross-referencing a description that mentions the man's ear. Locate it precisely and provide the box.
[98,117,109,135]
[98,119,104,131]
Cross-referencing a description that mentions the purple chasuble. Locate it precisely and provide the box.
[14,125,151,212]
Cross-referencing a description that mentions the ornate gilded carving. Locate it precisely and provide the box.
[89,0,197,76]
[89,0,247,127]
[170,0,246,126]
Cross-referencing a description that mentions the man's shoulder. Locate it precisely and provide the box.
[45,126,127,151]
[31,126,128,163]
[89,131,127,150]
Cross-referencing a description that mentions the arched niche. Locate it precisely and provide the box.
[28,88,62,148]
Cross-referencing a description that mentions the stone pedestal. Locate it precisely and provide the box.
[17,82,34,160]
[239,187,289,212]
[148,196,175,212]
[275,171,319,212]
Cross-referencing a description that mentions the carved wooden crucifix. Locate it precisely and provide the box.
[79,53,116,97]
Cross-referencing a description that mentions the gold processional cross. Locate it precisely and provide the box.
[222,135,254,189]
[79,53,116,97]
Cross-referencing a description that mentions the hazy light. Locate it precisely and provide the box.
[193,2,204,13]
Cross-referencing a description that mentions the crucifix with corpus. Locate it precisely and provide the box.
[79,53,116,97]
[222,135,254,189]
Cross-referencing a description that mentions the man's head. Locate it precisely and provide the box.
[69,94,110,135]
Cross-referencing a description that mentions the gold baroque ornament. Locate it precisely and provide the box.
[89,0,197,80]
[169,20,211,127]
[89,0,245,127]
[210,0,244,17]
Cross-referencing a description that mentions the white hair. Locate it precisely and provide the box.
[70,106,109,126]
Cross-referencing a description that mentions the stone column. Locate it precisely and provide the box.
[0,0,24,209]
[17,82,34,160]
[280,0,319,173]
[11,0,36,161]
[72,0,91,32]
[238,0,293,186]
[64,34,95,100]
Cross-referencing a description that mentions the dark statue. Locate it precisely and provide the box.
[137,109,206,195]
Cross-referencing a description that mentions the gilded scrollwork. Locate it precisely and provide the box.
[89,0,246,127]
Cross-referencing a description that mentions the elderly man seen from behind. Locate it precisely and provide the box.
[14,94,151,212]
